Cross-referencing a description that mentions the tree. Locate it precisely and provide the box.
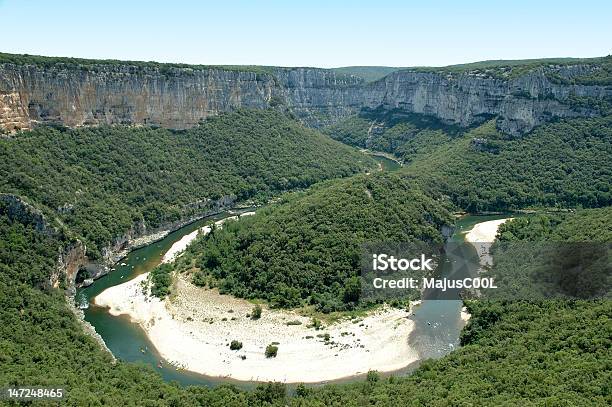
[343,276,361,303]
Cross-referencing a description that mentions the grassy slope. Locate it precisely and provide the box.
[0,109,375,257]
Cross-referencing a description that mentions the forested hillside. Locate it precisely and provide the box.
[498,207,612,242]
[327,112,612,212]
[405,117,612,211]
[2,200,610,406]
[0,110,374,257]
[408,55,611,84]
[292,207,611,405]
[170,172,453,311]
[479,208,612,301]
[323,109,460,163]
[0,202,291,405]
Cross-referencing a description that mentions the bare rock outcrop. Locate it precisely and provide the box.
[1,59,609,136]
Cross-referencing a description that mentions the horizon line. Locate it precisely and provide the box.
[1,51,608,70]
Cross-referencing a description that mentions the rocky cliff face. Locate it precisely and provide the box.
[0,64,276,131]
[0,193,48,233]
[363,65,610,134]
[0,193,84,290]
[1,61,609,135]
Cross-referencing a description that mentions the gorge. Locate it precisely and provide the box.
[1,51,610,406]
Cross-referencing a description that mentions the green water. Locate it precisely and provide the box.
[404,214,511,363]
[78,210,259,388]
[369,153,402,171]
[78,212,509,387]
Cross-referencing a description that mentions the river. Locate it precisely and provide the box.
[77,212,508,387]
[368,152,402,171]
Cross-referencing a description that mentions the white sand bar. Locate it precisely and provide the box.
[94,274,418,382]
[161,212,255,264]
[464,218,512,268]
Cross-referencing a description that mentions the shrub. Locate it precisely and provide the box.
[230,340,243,350]
[150,263,173,298]
[265,344,278,358]
[252,304,262,320]
[310,318,322,330]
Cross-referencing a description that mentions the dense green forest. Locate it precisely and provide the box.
[405,116,612,211]
[168,172,452,311]
[162,113,612,310]
[0,203,298,406]
[478,208,612,301]
[405,55,611,84]
[323,108,461,162]
[0,110,374,258]
[2,200,610,405]
[497,207,612,242]
[293,207,611,405]
[0,51,273,76]
[327,112,612,211]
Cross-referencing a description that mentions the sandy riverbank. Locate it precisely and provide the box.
[460,217,512,321]
[94,274,418,382]
[95,208,418,383]
[161,212,255,263]
[464,218,512,268]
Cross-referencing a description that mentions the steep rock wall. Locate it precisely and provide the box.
[365,65,610,134]
[0,64,276,131]
[0,61,610,135]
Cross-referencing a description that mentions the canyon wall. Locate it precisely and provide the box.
[363,65,610,135]
[0,60,610,135]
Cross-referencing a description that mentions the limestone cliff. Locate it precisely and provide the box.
[0,57,610,135]
[363,65,611,135]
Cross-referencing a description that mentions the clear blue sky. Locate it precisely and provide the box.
[1,0,610,68]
